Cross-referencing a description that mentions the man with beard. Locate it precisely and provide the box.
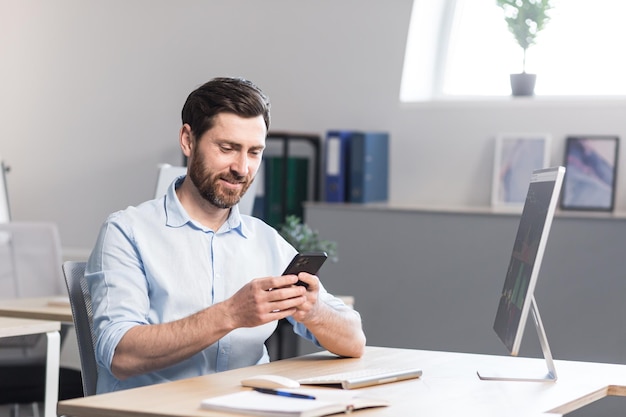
[85,77,365,394]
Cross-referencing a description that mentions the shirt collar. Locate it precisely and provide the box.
[164,175,249,237]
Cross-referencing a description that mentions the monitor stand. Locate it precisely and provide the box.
[477,295,558,382]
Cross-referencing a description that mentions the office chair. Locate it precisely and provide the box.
[0,222,67,416]
[62,261,97,396]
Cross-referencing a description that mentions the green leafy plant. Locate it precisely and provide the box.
[496,0,553,73]
[278,215,338,263]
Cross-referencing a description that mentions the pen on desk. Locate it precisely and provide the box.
[253,387,316,400]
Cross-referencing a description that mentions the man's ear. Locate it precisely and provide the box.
[179,124,194,158]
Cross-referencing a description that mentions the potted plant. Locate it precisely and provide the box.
[278,215,338,263]
[496,0,553,96]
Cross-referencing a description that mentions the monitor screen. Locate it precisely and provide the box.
[493,167,565,356]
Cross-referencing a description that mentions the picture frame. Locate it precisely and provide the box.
[560,136,619,212]
[491,133,551,208]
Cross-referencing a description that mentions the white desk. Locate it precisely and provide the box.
[0,295,80,370]
[0,317,60,417]
[0,296,72,323]
[57,346,626,416]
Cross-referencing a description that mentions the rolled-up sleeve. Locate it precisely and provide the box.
[86,214,150,374]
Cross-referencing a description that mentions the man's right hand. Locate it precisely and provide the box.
[223,275,308,328]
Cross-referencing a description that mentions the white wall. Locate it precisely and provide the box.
[2,0,626,255]
[392,100,626,208]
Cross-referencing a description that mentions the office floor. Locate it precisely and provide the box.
[0,366,83,417]
[0,402,42,417]
[567,395,626,416]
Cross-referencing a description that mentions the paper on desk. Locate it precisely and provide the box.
[200,389,389,417]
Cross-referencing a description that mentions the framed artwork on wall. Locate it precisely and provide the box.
[491,133,551,208]
[560,136,619,212]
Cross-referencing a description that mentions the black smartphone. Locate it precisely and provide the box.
[282,251,328,288]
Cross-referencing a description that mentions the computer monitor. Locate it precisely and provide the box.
[478,166,565,382]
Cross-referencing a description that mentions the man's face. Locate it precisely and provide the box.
[187,113,266,209]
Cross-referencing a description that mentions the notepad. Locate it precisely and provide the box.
[200,389,389,417]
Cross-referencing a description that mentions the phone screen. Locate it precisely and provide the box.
[282,251,328,288]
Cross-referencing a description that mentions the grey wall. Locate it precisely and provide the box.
[4,1,626,256]
[304,204,626,366]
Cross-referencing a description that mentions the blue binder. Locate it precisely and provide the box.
[349,132,389,203]
[324,131,357,202]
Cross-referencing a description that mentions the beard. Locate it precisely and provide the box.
[188,154,253,209]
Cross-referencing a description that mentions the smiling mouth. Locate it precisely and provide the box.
[220,178,246,189]
[223,178,243,184]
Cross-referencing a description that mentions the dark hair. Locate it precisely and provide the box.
[181,77,271,140]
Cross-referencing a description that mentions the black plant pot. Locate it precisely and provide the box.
[510,73,537,96]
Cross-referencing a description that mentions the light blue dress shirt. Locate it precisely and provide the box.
[86,176,352,393]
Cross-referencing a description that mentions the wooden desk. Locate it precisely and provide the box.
[0,296,72,322]
[0,317,60,417]
[57,346,626,417]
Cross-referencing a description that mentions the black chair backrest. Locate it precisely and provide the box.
[62,261,97,396]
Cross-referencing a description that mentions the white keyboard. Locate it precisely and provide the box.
[298,367,422,389]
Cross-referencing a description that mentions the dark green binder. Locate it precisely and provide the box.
[263,157,309,228]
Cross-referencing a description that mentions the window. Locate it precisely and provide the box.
[401,0,626,101]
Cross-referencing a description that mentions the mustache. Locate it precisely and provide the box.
[220,172,247,184]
